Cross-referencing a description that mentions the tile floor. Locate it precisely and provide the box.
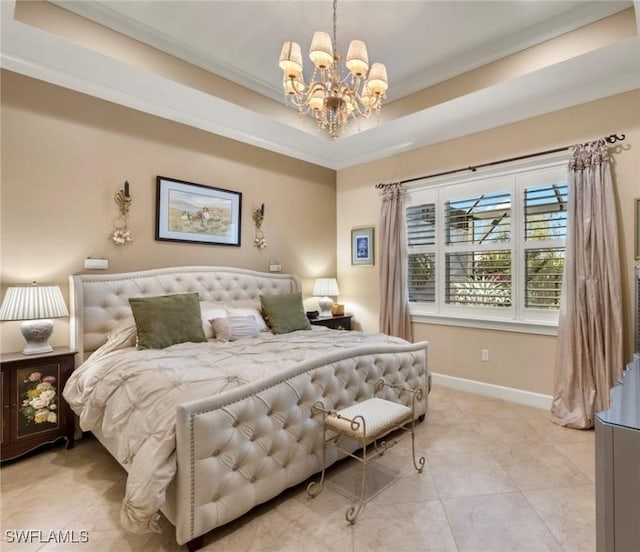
[0,385,596,551]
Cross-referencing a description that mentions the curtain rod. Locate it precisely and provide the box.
[375,133,626,189]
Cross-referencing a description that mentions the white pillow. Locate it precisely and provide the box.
[107,317,137,346]
[210,315,259,342]
[85,317,137,362]
[226,307,268,332]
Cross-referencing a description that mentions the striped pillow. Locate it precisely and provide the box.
[210,315,259,342]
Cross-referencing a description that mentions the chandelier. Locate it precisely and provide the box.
[278,0,388,139]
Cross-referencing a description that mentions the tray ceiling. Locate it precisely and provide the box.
[2,0,639,169]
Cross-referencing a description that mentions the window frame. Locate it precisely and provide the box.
[405,153,568,334]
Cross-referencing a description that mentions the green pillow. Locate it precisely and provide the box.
[260,293,312,334]
[129,293,206,349]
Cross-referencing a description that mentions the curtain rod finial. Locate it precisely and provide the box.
[605,133,625,144]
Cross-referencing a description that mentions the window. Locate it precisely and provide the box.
[406,158,567,328]
[444,189,512,308]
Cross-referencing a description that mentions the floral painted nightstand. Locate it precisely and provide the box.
[1,347,75,461]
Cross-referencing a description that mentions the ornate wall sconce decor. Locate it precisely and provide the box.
[253,203,266,249]
[110,181,133,245]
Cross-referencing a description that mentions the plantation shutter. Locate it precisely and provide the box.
[407,203,436,303]
[523,182,567,309]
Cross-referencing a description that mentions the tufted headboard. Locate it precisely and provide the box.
[69,266,301,362]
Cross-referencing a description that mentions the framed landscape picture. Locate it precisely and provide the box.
[156,176,242,246]
[351,227,374,266]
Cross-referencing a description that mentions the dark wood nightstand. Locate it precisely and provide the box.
[310,314,353,331]
[1,347,76,461]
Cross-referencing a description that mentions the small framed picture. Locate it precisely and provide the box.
[351,227,374,266]
[635,198,640,260]
[156,176,242,246]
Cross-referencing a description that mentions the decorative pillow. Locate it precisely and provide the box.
[200,302,227,339]
[226,307,269,332]
[260,293,312,334]
[210,315,259,342]
[129,293,207,350]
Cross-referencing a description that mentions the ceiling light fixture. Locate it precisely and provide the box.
[278,0,388,140]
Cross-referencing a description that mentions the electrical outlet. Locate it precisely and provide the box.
[481,349,490,362]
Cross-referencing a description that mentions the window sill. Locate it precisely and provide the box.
[410,312,558,336]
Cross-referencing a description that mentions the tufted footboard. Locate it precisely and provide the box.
[174,341,428,546]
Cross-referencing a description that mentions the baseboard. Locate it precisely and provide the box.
[431,372,552,410]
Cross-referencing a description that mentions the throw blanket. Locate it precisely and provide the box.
[63,328,406,533]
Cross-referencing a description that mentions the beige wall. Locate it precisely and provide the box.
[0,70,336,353]
[337,89,640,396]
[3,69,638,397]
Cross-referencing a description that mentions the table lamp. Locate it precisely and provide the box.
[313,278,340,318]
[0,283,69,355]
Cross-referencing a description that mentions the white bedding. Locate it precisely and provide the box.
[63,326,408,534]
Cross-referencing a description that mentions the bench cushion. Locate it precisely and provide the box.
[325,398,412,441]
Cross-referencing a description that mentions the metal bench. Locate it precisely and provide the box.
[307,379,425,523]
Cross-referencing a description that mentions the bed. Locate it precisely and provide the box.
[64,266,429,550]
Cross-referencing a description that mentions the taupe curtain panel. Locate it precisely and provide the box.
[551,139,623,429]
[379,183,413,341]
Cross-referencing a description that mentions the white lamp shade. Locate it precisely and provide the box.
[366,62,388,95]
[308,88,325,111]
[313,278,340,297]
[309,31,334,69]
[279,41,303,76]
[0,284,69,321]
[346,40,369,76]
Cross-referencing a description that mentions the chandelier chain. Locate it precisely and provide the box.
[332,0,338,53]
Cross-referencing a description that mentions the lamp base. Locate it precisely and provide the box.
[20,319,54,355]
[318,297,333,318]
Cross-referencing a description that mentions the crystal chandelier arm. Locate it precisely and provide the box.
[286,80,327,111]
